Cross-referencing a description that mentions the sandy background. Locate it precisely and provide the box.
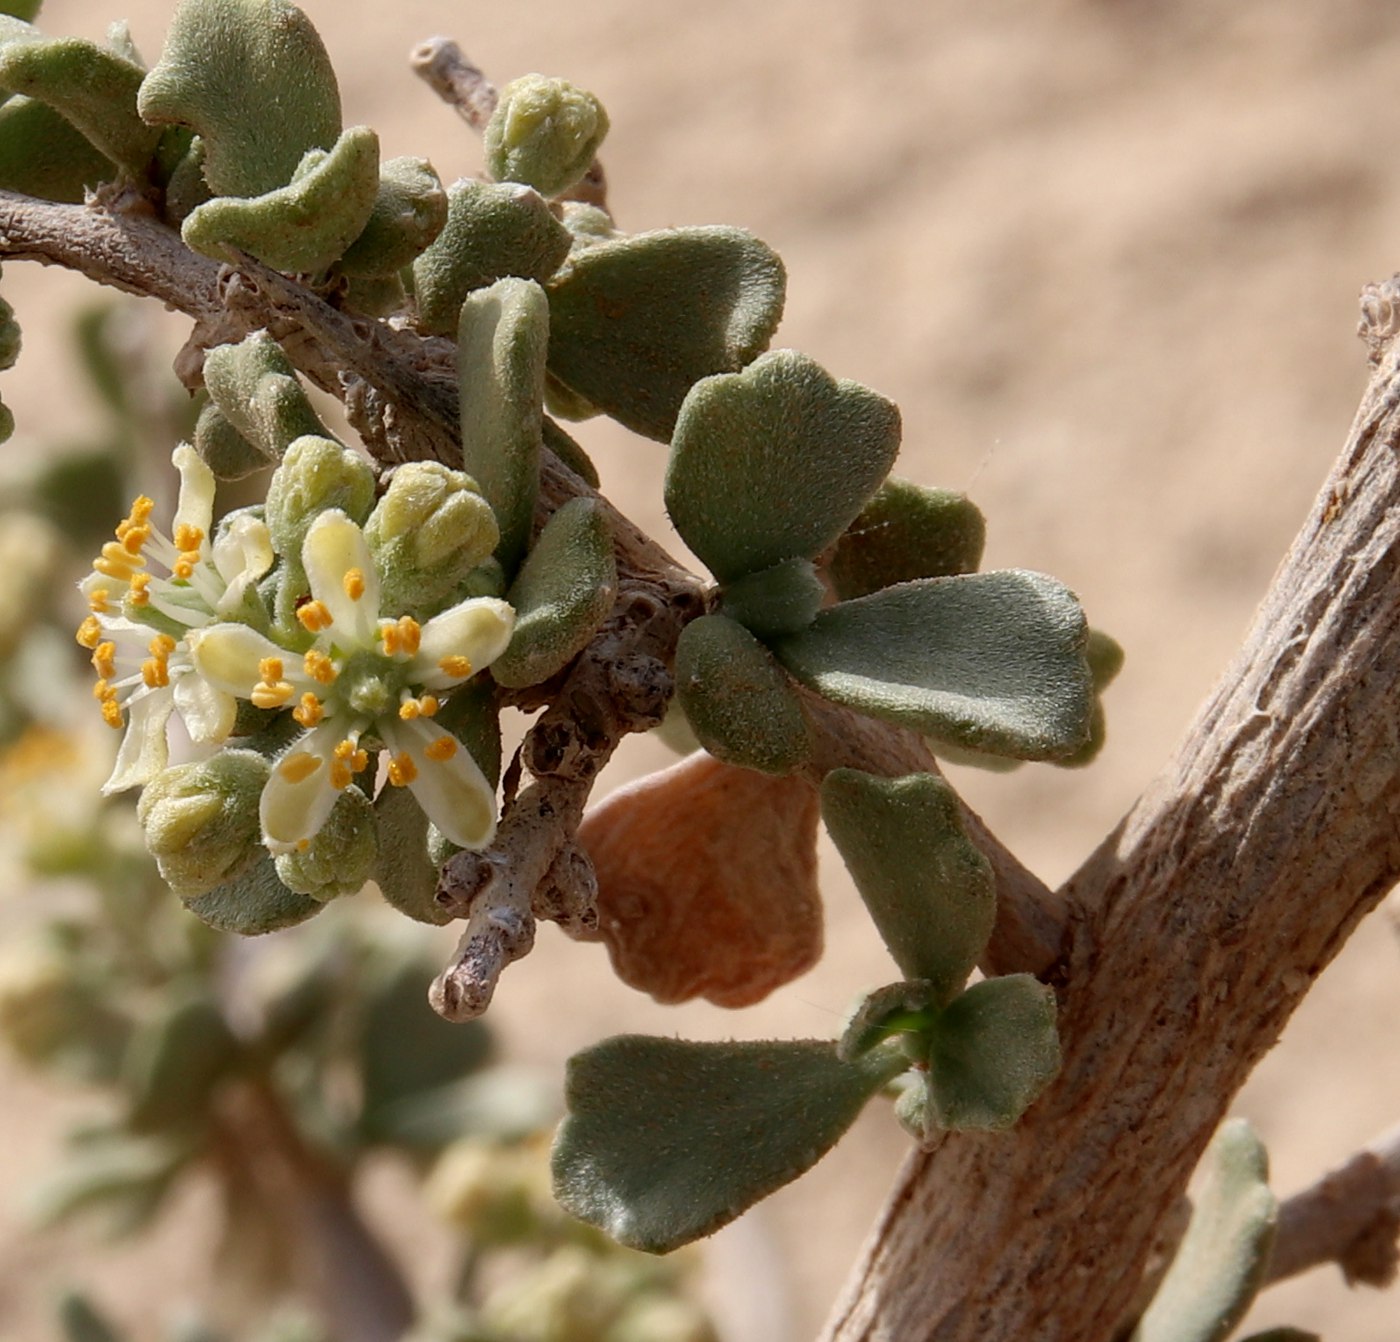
[4,1,1400,1338]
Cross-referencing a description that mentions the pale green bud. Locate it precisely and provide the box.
[426,1139,544,1246]
[366,461,499,614]
[0,939,76,1063]
[264,434,375,556]
[274,786,377,901]
[137,750,269,899]
[485,74,609,199]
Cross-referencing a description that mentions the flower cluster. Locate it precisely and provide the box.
[78,446,514,893]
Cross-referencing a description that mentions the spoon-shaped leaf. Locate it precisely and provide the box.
[1133,1120,1279,1342]
[821,769,993,995]
[547,226,785,441]
[0,93,111,202]
[183,852,324,935]
[552,1035,904,1252]
[777,572,1093,759]
[666,349,900,583]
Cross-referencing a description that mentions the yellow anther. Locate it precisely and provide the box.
[397,617,421,655]
[292,693,324,728]
[330,761,353,790]
[380,622,401,656]
[297,600,333,633]
[420,695,440,716]
[172,555,196,580]
[120,525,150,557]
[92,679,111,701]
[297,838,311,852]
[76,616,101,650]
[251,681,294,709]
[101,699,123,728]
[398,698,421,720]
[277,751,321,783]
[149,634,177,657]
[126,496,155,525]
[142,658,170,689]
[343,568,367,601]
[173,524,205,552]
[352,748,368,771]
[258,656,285,683]
[333,739,358,761]
[437,655,472,680]
[127,573,151,607]
[92,642,117,680]
[425,736,458,763]
[94,557,137,581]
[303,650,338,684]
[387,752,418,786]
[88,587,111,614]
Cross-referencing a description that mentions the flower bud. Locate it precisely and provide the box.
[274,786,377,901]
[0,939,79,1064]
[365,462,499,613]
[426,1138,544,1246]
[137,750,269,899]
[264,434,376,557]
[485,74,609,199]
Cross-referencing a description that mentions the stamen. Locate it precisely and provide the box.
[141,658,170,689]
[343,568,366,601]
[172,555,196,581]
[437,655,473,679]
[92,642,117,680]
[303,650,338,684]
[297,600,334,633]
[387,752,418,786]
[397,617,422,654]
[292,693,324,728]
[332,739,368,772]
[398,697,421,720]
[88,588,111,614]
[121,525,151,557]
[149,634,177,657]
[92,679,111,700]
[425,736,458,762]
[126,496,155,526]
[100,698,123,729]
[258,656,285,684]
[419,695,439,716]
[128,573,151,607]
[380,622,402,656]
[277,752,321,783]
[76,616,101,650]
[173,523,205,552]
[251,681,294,709]
[330,761,353,790]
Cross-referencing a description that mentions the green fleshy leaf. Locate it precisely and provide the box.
[1133,1120,1279,1342]
[493,496,617,689]
[666,349,899,582]
[0,394,11,443]
[274,786,376,901]
[1053,628,1125,769]
[0,3,41,23]
[355,955,493,1142]
[123,989,240,1134]
[0,31,157,174]
[182,125,380,273]
[137,0,341,198]
[547,226,786,442]
[365,1067,556,1149]
[412,179,571,336]
[674,614,811,775]
[543,415,600,487]
[838,979,943,1062]
[184,852,325,934]
[338,155,447,277]
[202,330,328,462]
[57,1293,126,1342]
[485,74,609,198]
[821,769,993,993]
[342,272,404,317]
[776,572,1093,760]
[457,276,549,577]
[437,677,503,790]
[371,781,451,925]
[552,1036,903,1252]
[192,400,269,481]
[922,974,1060,1132]
[829,477,986,601]
[156,127,210,223]
[719,558,825,639]
[0,93,112,201]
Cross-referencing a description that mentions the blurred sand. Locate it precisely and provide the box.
[5,1,1400,1338]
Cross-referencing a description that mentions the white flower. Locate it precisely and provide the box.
[77,445,274,792]
[190,509,514,855]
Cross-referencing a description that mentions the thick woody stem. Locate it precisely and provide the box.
[823,314,1400,1340]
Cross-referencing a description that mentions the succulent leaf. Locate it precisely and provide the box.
[493,497,617,689]
[543,415,600,487]
[338,155,448,277]
[183,852,325,934]
[552,1035,903,1252]
[777,572,1094,759]
[457,276,550,577]
[666,349,900,582]
[821,769,994,994]
[1132,1120,1279,1342]
[192,400,270,481]
[181,125,380,273]
[829,476,987,601]
[372,781,452,926]
[718,557,825,639]
[412,179,571,336]
[547,226,786,442]
[202,330,328,462]
[0,93,112,201]
[920,973,1060,1132]
[485,73,609,198]
[838,979,943,1062]
[273,785,377,900]
[673,613,812,775]
[1052,627,1125,769]
[137,0,341,198]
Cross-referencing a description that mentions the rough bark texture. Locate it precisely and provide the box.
[823,322,1400,1339]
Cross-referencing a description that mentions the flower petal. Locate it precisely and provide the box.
[303,509,380,646]
[410,597,516,690]
[381,717,497,849]
[173,671,238,744]
[188,623,296,696]
[102,687,173,793]
[260,721,346,853]
[213,512,275,588]
[172,443,216,540]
